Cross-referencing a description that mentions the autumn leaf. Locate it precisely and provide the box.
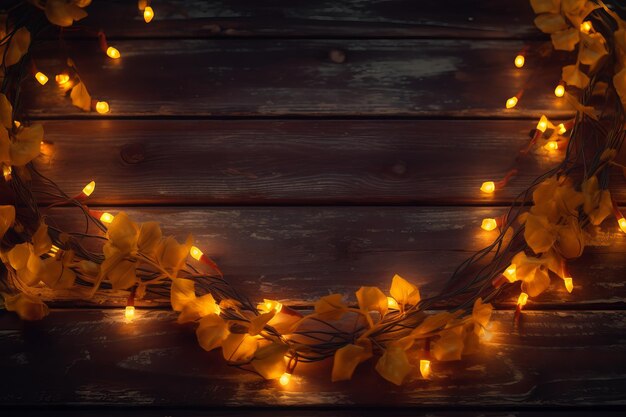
[156,235,193,277]
[222,333,258,362]
[177,293,219,323]
[2,27,30,67]
[10,124,43,166]
[314,293,347,320]
[524,213,556,254]
[472,298,493,330]
[433,326,465,361]
[530,0,560,14]
[170,278,196,311]
[551,28,579,51]
[331,342,372,382]
[0,205,15,240]
[582,176,612,226]
[579,32,608,67]
[45,0,89,27]
[252,343,288,379]
[0,94,12,129]
[389,274,420,307]
[196,313,229,352]
[137,221,162,255]
[2,292,49,320]
[70,82,92,111]
[375,346,412,386]
[562,65,590,89]
[512,251,551,297]
[356,286,388,317]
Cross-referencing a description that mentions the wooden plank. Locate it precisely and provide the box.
[75,0,540,39]
[25,119,623,206]
[0,309,624,407]
[26,206,626,308]
[24,39,571,118]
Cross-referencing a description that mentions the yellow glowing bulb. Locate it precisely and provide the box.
[190,246,204,261]
[49,244,60,254]
[619,218,626,233]
[554,84,565,97]
[2,165,12,180]
[100,212,114,223]
[580,21,593,34]
[419,359,431,379]
[557,123,567,135]
[536,115,548,133]
[279,372,291,386]
[144,6,154,23]
[517,292,528,307]
[481,218,498,231]
[55,73,70,85]
[503,264,517,282]
[95,101,110,114]
[125,306,135,321]
[514,54,525,68]
[505,96,518,109]
[387,296,399,310]
[480,181,496,194]
[544,141,559,151]
[106,46,121,59]
[14,120,21,128]
[35,72,49,85]
[563,277,573,293]
[82,180,96,196]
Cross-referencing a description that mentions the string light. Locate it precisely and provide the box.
[536,115,549,133]
[100,212,115,223]
[481,218,498,231]
[514,54,525,68]
[580,21,593,34]
[517,292,528,308]
[82,180,96,197]
[95,101,110,114]
[544,141,559,151]
[55,73,70,85]
[106,46,121,59]
[190,246,204,261]
[563,277,574,293]
[557,123,567,135]
[503,264,517,282]
[14,120,20,128]
[505,96,518,109]
[387,296,399,309]
[263,300,283,313]
[480,181,496,194]
[2,165,12,181]
[279,372,291,386]
[144,6,154,23]
[619,218,626,234]
[35,72,49,85]
[554,83,565,97]
[125,306,135,321]
[419,359,431,379]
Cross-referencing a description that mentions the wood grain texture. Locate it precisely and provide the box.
[28,119,626,205]
[74,0,540,39]
[28,206,626,308]
[1,309,624,407]
[24,39,572,118]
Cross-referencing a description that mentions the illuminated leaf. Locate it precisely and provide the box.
[3,27,30,67]
[45,0,89,27]
[10,124,43,166]
[314,293,347,320]
[551,28,579,51]
[178,293,219,323]
[530,0,560,14]
[534,13,568,34]
[137,221,162,255]
[196,313,229,352]
[433,327,464,361]
[70,82,92,112]
[106,212,139,254]
[156,235,192,276]
[31,223,52,256]
[582,176,612,225]
[0,205,15,240]
[0,94,12,129]
[375,346,412,386]
[222,333,258,362]
[513,252,551,297]
[248,311,276,335]
[252,343,288,380]
[555,218,584,259]
[332,343,371,382]
[524,213,556,254]
[472,298,493,329]
[562,65,590,89]
[579,32,608,67]
[106,258,137,290]
[356,286,388,317]
[412,311,458,336]
[2,292,49,320]
[170,278,196,311]
[8,242,30,271]
[389,274,420,307]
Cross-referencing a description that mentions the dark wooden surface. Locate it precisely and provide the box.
[2,0,625,414]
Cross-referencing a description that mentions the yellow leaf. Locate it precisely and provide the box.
[31,222,51,256]
[70,82,92,112]
[579,32,608,67]
[0,205,15,240]
[524,213,556,254]
[551,28,579,51]
[137,221,162,255]
[3,292,49,320]
[562,65,590,89]
[390,274,420,307]
[177,293,218,323]
[10,124,43,166]
[472,298,493,329]
[248,311,276,335]
[332,343,372,382]
[39,257,76,289]
[3,27,30,67]
[582,176,612,225]
[45,0,89,27]
[513,252,551,297]
[433,327,464,361]
[251,343,288,380]
[106,258,137,290]
[534,13,568,34]
[170,278,196,311]
[156,235,192,276]
[356,286,388,317]
[222,333,258,362]
[7,242,30,270]
[314,293,347,320]
[106,212,139,254]
[375,346,412,386]
[555,218,584,259]
[0,94,12,129]
[412,311,459,336]
[530,0,560,14]
[196,314,229,352]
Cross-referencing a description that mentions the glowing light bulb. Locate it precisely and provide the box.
[580,21,593,34]
[563,277,573,293]
[387,296,399,310]
[554,84,565,97]
[619,218,626,233]
[514,54,525,68]
[100,212,115,223]
[214,305,222,315]
[2,165,12,180]
[503,264,517,282]
[49,245,60,254]
[557,123,567,135]
[125,305,135,321]
[517,292,528,307]
[544,141,559,151]
[82,180,96,196]
[419,359,431,379]
[480,181,496,194]
[279,372,291,386]
[14,120,21,128]
[95,101,110,114]
[536,115,549,133]
[55,73,70,85]
[190,246,204,261]
[505,96,518,109]
[35,72,49,85]
[481,218,498,231]
[144,6,154,23]
[106,46,121,59]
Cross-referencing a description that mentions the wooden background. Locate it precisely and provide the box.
[1,1,625,415]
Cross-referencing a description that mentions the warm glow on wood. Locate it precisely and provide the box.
[554,84,565,97]
[144,6,154,23]
[419,359,431,379]
[82,181,96,196]
[279,372,291,386]
[35,72,49,85]
[481,218,497,231]
[480,181,495,194]
[95,101,110,114]
[563,277,573,293]
[106,46,121,59]
[514,54,525,68]
[505,96,518,109]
